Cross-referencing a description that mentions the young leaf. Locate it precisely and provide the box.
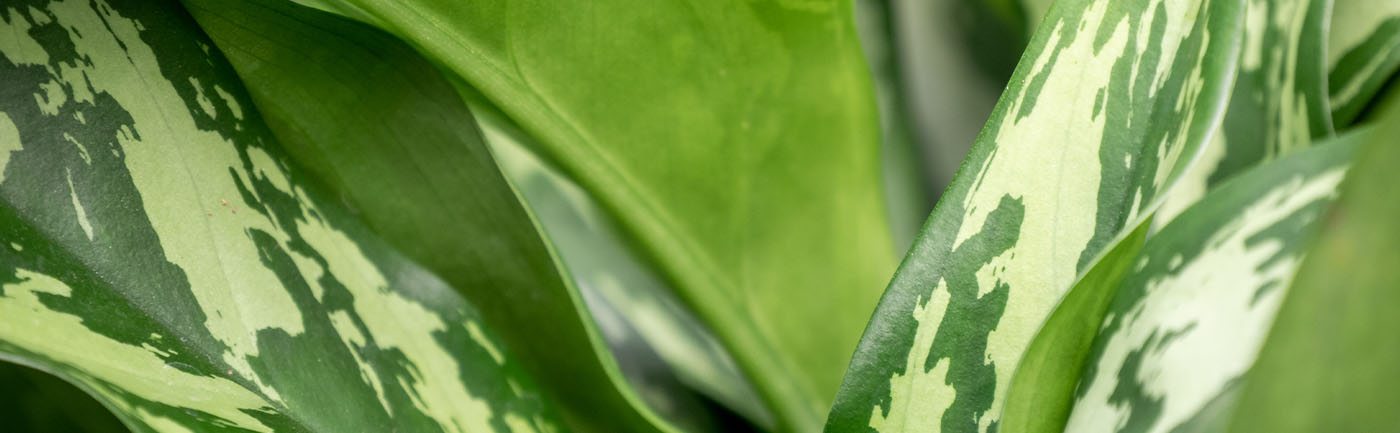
[1227,100,1400,432]
[176,0,680,431]
[997,218,1151,433]
[279,0,897,430]
[0,0,559,432]
[826,0,1246,430]
[1156,0,1335,224]
[1326,0,1400,126]
[1063,129,1365,432]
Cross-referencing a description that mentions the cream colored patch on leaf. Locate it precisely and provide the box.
[37,0,309,399]
[1327,0,1400,68]
[0,112,20,182]
[466,321,505,365]
[65,168,94,240]
[955,3,1134,427]
[1155,131,1226,226]
[1065,168,1346,433]
[294,216,519,433]
[0,270,276,432]
[870,279,956,432]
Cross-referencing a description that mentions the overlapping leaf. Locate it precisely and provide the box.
[0,0,558,431]
[274,0,897,430]
[177,0,697,431]
[481,106,774,429]
[1063,129,1365,432]
[1228,100,1400,433]
[996,219,1150,433]
[826,0,1246,430]
[1327,0,1400,126]
[1156,0,1334,224]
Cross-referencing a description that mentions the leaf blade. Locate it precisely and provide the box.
[1156,0,1335,225]
[1063,128,1366,433]
[1227,96,1400,433]
[1327,0,1400,126]
[278,0,899,429]
[0,0,559,431]
[826,0,1247,430]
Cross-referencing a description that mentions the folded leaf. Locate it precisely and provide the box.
[997,218,1150,433]
[1228,99,1400,432]
[177,0,688,431]
[482,107,774,429]
[278,0,897,430]
[1063,128,1364,432]
[1327,0,1400,127]
[0,0,558,431]
[826,0,1246,430]
[1156,0,1334,224]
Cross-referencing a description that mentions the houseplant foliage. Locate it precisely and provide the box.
[0,0,1396,432]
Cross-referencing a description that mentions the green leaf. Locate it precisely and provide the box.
[826,0,1247,430]
[1226,98,1400,432]
[1156,0,1335,224]
[1326,0,1400,126]
[1061,128,1365,432]
[278,0,897,430]
[0,0,559,431]
[997,218,1151,433]
[175,0,684,431]
[479,93,773,428]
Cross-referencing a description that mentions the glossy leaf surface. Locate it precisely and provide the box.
[178,0,681,431]
[996,219,1150,433]
[0,0,558,431]
[1157,0,1334,224]
[1064,129,1364,433]
[280,0,897,430]
[478,93,771,428]
[826,0,1246,430]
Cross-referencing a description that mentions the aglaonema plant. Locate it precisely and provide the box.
[0,0,1396,432]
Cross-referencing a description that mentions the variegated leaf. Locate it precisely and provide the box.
[826,0,1246,430]
[1228,99,1400,433]
[273,0,897,430]
[0,0,559,431]
[1327,0,1400,126]
[1156,0,1334,225]
[996,218,1151,433]
[1064,129,1365,433]
[178,1,691,431]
